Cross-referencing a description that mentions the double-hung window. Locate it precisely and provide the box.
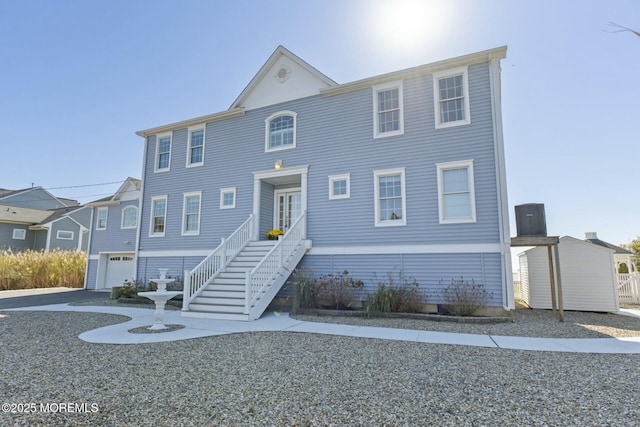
[150,196,167,237]
[437,160,476,224]
[96,207,108,230]
[155,133,172,172]
[373,81,404,138]
[374,168,406,226]
[187,126,205,167]
[433,67,470,128]
[265,111,296,152]
[121,206,138,229]
[182,192,201,235]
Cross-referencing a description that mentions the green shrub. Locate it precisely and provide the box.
[0,249,86,290]
[366,271,424,316]
[441,277,491,316]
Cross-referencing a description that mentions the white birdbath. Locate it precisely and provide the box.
[138,269,182,330]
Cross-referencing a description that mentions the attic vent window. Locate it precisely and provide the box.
[275,66,291,83]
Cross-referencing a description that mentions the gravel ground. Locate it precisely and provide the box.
[1,310,639,426]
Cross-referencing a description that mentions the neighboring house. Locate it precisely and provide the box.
[125,45,512,320]
[584,232,637,273]
[85,178,141,290]
[519,236,619,313]
[0,186,89,252]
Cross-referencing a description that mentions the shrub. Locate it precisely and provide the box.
[441,277,491,316]
[291,268,317,312]
[366,271,424,316]
[0,249,86,290]
[314,270,364,310]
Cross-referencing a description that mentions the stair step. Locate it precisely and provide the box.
[217,272,245,279]
[194,296,244,306]
[233,255,264,262]
[211,277,245,286]
[200,290,245,298]
[182,311,249,321]
[190,302,245,313]
[205,283,244,292]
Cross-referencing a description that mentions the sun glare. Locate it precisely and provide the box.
[369,0,447,53]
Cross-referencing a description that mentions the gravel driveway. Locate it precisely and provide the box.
[1,308,639,426]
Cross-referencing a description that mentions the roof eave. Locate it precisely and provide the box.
[321,46,508,97]
[135,108,245,138]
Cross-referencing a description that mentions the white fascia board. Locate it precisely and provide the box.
[138,249,213,258]
[307,243,502,255]
[135,108,245,138]
[322,46,507,97]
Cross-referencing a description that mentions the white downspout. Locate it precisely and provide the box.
[489,51,514,310]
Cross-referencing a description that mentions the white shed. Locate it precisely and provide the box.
[519,236,619,312]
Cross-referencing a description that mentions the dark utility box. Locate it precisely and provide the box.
[515,204,547,237]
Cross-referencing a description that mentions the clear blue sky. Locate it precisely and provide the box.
[1,0,638,248]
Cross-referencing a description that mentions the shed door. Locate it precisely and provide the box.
[104,254,135,289]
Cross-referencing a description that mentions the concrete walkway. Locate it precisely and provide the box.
[4,303,640,354]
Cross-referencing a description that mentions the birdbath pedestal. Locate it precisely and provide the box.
[138,269,182,330]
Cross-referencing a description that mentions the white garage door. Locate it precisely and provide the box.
[104,254,135,289]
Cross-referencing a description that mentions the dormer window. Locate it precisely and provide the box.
[265,111,297,152]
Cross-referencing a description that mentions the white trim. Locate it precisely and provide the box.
[328,173,350,200]
[220,187,236,209]
[373,81,404,138]
[265,111,297,152]
[436,160,476,224]
[96,207,108,230]
[56,230,74,240]
[374,167,407,227]
[138,249,213,258]
[308,243,502,255]
[154,132,172,173]
[186,125,206,168]
[181,191,202,236]
[121,205,138,229]
[149,195,168,237]
[433,66,470,129]
[488,54,514,310]
[12,228,26,240]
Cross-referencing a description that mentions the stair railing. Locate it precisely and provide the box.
[182,215,254,310]
[245,211,306,315]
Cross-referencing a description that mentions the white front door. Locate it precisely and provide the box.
[275,190,301,233]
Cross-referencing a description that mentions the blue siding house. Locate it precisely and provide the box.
[130,46,513,320]
[85,178,141,290]
[0,187,89,252]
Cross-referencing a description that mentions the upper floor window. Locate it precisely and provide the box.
[96,207,108,230]
[433,67,470,129]
[150,196,167,237]
[12,229,26,240]
[374,168,406,227]
[329,174,350,200]
[220,187,236,209]
[187,127,205,167]
[436,160,476,224]
[155,133,172,172]
[121,206,138,229]
[373,81,404,138]
[265,111,297,152]
[57,230,74,240]
[182,192,201,235]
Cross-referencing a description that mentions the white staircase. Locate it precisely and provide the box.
[186,241,276,320]
[182,212,309,321]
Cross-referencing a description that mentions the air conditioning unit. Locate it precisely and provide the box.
[515,204,547,237]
